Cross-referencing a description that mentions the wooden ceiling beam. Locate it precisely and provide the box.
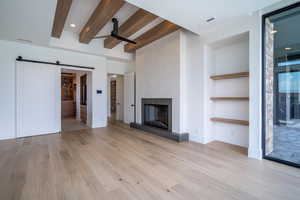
[104,9,158,49]
[79,0,125,44]
[51,0,73,38]
[124,20,181,53]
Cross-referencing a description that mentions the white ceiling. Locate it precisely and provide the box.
[0,0,286,55]
[65,0,101,34]
[0,0,163,57]
[64,0,164,46]
[125,0,283,34]
[65,0,139,36]
[0,0,56,45]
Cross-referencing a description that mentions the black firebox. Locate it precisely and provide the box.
[142,98,172,131]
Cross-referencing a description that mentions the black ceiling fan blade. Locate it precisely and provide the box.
[93,35,110,39]
[111,33,137,44]
[92,19,136,45]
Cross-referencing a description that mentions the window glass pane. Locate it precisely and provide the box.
[264,4,300,166]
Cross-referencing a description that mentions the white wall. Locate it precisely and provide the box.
[135,31,183,133]
[212,37,249,74]
[0,40,108,140]
[180,31,205,142]
[107,59,135,75]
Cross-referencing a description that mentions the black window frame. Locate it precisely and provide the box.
[262,1,300,169]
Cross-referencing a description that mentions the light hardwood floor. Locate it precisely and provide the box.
[0,122,299,200]
[61,117,89,132]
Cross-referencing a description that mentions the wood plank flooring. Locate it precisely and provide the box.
[0,123,299,200]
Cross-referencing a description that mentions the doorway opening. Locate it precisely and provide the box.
[61,69,90,132]
[107,72,135,125]
[107,74,123,123]
[110,77,117,121]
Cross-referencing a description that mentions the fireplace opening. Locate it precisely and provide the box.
[144,104,168,130]
[142,98,172,131]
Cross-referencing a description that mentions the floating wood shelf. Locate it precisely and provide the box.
[210,117,249,126]
[210,97,249,101]
[210,72,249,80]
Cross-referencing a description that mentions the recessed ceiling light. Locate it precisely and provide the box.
[206,17,216,23]
[70,23,76,28]
[285,47,292,50]
[271,30,277,34]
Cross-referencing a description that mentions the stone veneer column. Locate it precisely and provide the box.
[265,18,274,154]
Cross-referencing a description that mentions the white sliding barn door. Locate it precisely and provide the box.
[16,62,60,138]
[124,72,135,124]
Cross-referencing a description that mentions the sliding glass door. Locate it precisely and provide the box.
[263,2,300,167]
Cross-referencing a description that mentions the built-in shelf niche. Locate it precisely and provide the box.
[208,32,250,148]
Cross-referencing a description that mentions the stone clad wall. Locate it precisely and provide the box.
[265,18,274,154]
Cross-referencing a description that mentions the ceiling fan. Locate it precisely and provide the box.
[93,18,137,44]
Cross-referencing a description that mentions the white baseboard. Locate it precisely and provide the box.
[92,121,107,128]
[189,135,203,143]
[0,135,15,141]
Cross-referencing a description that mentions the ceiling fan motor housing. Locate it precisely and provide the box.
[112,18,119,35]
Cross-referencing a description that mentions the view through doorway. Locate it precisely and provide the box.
[107,72,135,124]
[61,69,89,132]
[108,74,123,123]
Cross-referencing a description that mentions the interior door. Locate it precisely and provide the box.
[16,62,60,138]
[124,72,135,124]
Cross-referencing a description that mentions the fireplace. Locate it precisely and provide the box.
[142,98,172,131]
[130,98,188,142]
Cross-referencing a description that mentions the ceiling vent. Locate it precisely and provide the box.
[206,17,216,23]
